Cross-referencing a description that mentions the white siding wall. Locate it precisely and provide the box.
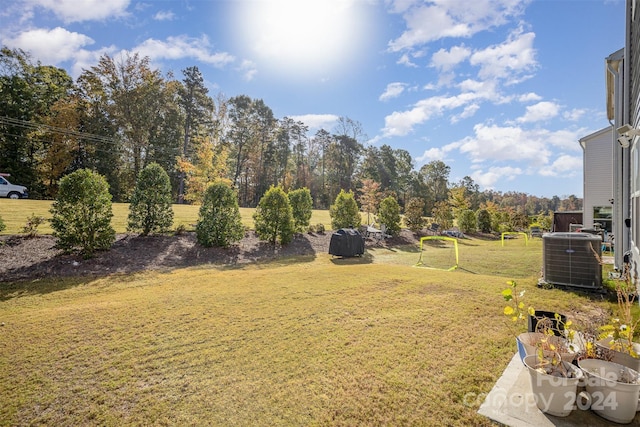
[581,127,614,228]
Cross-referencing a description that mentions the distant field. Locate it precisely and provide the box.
[0,199,336,235]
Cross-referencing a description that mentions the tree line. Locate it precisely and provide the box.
[0,46,582,219]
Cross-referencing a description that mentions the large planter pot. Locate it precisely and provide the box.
[578,358,640,424]
[596,337,640,372]
[523,354,583,417]
[517,332,576,364]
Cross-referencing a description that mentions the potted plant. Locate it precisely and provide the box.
[502,281,576,363]
[577,358,640,424]
[597,265,640,372]
[523,352,583,417]
[502,281,583,417]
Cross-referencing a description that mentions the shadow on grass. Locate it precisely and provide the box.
[329,251,374,265]
[0,232,321,294]
[0,276,94,301]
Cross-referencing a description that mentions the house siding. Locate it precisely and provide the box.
[581,128,614,230]
[628,1,640,287]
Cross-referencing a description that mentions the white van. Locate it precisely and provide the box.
[0,175,29,199]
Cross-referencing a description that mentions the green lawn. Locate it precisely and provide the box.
[0,199,335,235]
[0,227,612,425]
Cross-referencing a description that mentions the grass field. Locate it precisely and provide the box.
[0,205,616,426]
[0,199,336,235]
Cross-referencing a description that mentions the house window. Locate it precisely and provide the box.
[593,206,613,232]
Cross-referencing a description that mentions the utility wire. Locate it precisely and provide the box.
[0,116,118,145]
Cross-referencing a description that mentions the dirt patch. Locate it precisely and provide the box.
[0,229,421,283]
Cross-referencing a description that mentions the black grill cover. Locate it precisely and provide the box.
[329,228,365,257]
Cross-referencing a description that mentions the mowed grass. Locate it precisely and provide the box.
[0,199,335,234]
[0,203,611,425]
[0,249,610,426]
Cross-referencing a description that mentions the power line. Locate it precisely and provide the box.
[0,116,118,145]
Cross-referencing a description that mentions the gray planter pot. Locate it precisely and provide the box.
[517,332,577,363]
[596,337,640,372]
[523,354,583,417]
[578,358,640,424]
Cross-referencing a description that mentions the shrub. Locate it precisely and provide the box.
[21,214,46,237]
[288,187,313,233]
[196,182,244,248]
[174,223,187,235]
[253,185,294,245]
[476,209,492,233]
[0,215,5,233]
[315,223,325,234]
[127,163,174,236]
[378,196,401,236]
[404,197,425,232]
[50,169,115,257]
[457,209,477,234]
[329,189,361,230]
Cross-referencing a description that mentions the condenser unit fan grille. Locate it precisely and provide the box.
[542,232,602,289]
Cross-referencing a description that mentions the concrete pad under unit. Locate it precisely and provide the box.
[478,353,640,426]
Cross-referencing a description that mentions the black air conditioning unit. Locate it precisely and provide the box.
[542,233,602,289]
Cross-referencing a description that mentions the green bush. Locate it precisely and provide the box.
[288,187,313,233]
[253,185,294,245]
[21,214,46,237]
[0,215,5,233]
[457,209,477,234]
[476,209,492,233]
[127,163,174,236]
[315,223,325,234]
[50,169,115,257]
[329,189,361,230]
[404,197,425,232]
[378,196,401,236]
[196,182,244,248]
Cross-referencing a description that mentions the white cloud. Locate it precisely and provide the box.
[397,53,418,67]
[539,155,582,177]
[153,10,175,21]
[430,45,471,72]
[517,101,560,123]
[4,27,94,64]
[469,27,537,81]
[472,166,523,188]
[416,141,460,164]
[379,82,407,101]
[563,108,587,121]
[288,114,340,130]
[459,123,551,165]
[238,59,258,81]
[450,104,480,123]
[387,0,528,51]
[544,128,586,151]
[381,92,481,137]
[133,35,235,67]
[518,92,542,102]
[25,0,130,22]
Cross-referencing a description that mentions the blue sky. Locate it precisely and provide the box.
[0,0,626,198]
